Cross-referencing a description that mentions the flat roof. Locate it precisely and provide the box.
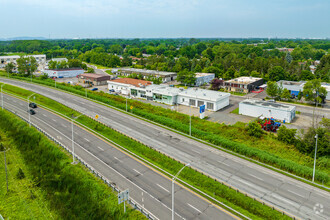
[0,54,46,59]
[179,88,230,102]
[79,73,110,80]
[45,68,84,71]
[108,78,152,88]
[226,76,262,84]
[195,72,215,78]
[114,68,177,76]
[240,99,296,111]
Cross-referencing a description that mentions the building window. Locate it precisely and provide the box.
[207,102,214,110]
[182,98,185,102]
[131,89,137,96]
[197,100,204,107]
[189,99,196,106]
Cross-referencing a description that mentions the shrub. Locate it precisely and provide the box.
[277,126,297,145]
[246,121,263,138]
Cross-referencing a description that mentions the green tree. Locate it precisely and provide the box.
[300,70,314,81]
[281,88,291,100]
[297,90,303,101]
[303,79,328,105]
[246,121,263,138]
[277,126,297,145]
[86,67,95,73]
[5,62,15,73]
[17,56,38,76]
[268,66,286,82]
[266,81,279,98]
[177,69,196,86]
[285,53,293,64]
[194,64,202,72]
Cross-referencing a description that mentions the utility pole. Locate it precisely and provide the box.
[71,114,83,164]
[312,134,318,182]
[172,163,190,220]
[1,84,5,110]
[0,144,9,193]
[126,95,128,112]
[189,105,191,136]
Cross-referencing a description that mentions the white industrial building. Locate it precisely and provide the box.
[239,99,296,123]
[195,73,215,86]
[107,78,230,111]
[111,68,177,83]
[0,54,46,68]
[43,68,85,78]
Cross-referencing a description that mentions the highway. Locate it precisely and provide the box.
[1,78,329,220]
[1,92,239,220]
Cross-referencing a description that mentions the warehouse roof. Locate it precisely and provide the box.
[180,87,230,102]
[79,73,110,81]
[108,78,152,88]
[195,73,215,78]
[226,76,262,84]
[240,99,296,111]
[113,68,177,77]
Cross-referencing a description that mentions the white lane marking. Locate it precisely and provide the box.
[191,148,200,154]
[133,169,143,175]
[97,146,104,151]
[248,173,263,181]
[43,114,47,117]
[114,156,122,163]
[157,184,169,193]
[52,119,56,122]
[236,178,254,187]
[187,203,202,213]
[61,123,67,128]
[19,103,23,106]
[288,190,303,198]
[84,138,90,142]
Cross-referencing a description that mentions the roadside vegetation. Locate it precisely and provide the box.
[0,110,145,220]
[1,74,328,186]
[0,81,291,219]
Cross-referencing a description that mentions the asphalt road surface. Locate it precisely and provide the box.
[1,78,329,220]
[2,93,239,220]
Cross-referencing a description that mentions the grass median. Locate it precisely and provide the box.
[0,82,291,219]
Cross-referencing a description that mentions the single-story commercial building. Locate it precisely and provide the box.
[0,54,46,68]
[111,68,177,83]
[108,78,152,96]
[195,73,215,86]
[43,68,85,78]
[78,73,110,86]
[239,99,296,123]
[107,79,230,111]
[225,77,263,93]
[278,80,330,100]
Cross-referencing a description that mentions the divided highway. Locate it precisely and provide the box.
[1,78,329,220]
[2,93,238,220]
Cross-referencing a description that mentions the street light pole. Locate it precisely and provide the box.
[172,163,190,220]
[27,93,36,127]
[1,84,5,110]
[189,105,191,136]
[312,134,318,182]
[71,114,83,164]
[126,95,128,112]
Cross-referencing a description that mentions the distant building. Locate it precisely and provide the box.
[107,79,230,111]
[0,54,46,68]
[224,77,263,93]
[78,73,110,86]
[278,80,330,100]
[239,99,296,123]
[276,48,294,53]
[195,73,215,86]
[43,68,84,78]
[50,58,68,62]
[112,68,177,83]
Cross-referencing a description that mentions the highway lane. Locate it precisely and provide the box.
[2,93,238,220]
[1,78,329,219]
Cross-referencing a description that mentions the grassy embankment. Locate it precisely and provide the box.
[0,82,291,219]
[0,72,329,187]
[0,110,145,220]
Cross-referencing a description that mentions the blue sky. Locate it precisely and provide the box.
[1,0,329,39]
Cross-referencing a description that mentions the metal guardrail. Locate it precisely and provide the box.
[4,107,156,220]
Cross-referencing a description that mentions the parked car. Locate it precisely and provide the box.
[91,88,98,91]
[109,89,115,92]
[28,109,36,115]
[29,102,37,108]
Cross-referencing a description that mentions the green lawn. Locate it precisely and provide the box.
[0,130,59,220]
[86,62,109,69]
[230,108,239,114]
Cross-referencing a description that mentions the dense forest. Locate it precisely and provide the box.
[0,38,329,82]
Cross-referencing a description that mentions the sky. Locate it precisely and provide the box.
[1,0,329,39]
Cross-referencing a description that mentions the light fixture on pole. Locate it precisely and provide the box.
[27,93,36,127]
[71,113,83,164]
[312,134,318,182]
[1,84,5,110]
[172,163,190,220]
